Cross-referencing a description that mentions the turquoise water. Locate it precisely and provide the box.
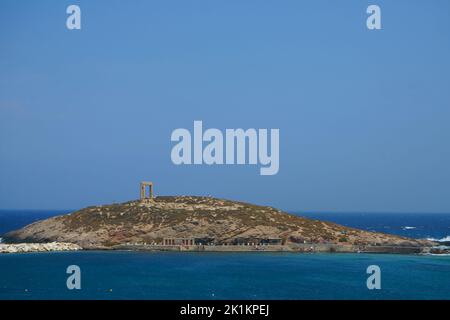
[0,251,449,300]
[1,211,449,299]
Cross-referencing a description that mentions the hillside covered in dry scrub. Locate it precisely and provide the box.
[5,196,431,249]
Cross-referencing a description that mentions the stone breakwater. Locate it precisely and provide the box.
[111,243,434,254]
[0,242,82,254]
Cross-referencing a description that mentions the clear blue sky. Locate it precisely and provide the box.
[1,0,450,212]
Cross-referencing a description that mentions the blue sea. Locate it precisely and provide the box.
[0,210,449,300]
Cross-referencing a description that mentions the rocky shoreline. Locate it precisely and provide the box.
[0,242,448,255]
[110,243,450,254]
[0,242,82,254]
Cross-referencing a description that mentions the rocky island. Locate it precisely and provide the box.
[3,195,438,254]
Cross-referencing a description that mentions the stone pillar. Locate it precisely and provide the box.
[140,183,146,200]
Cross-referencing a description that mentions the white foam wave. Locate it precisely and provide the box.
[402,226,416,230]
[426,235,450,242]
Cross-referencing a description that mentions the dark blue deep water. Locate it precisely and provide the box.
[297,212,450,242]
[0,210,449,300]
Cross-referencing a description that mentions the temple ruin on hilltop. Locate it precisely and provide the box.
[140,181,154,202]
